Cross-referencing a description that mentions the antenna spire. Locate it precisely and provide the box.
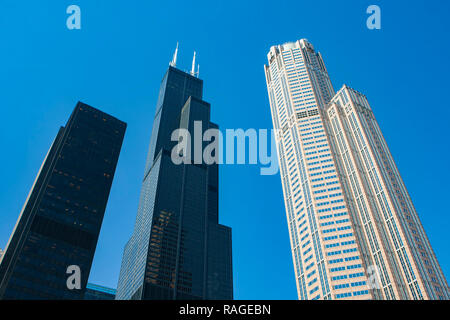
[191,51,196,76]
[170,42,179,67]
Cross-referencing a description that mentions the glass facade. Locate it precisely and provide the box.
[84,283,116,300]
[0,102,126,300]
[116,66,233,300]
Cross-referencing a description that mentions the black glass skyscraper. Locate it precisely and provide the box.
[0,102,126,300]
[84,283,116,300]
[116,66,233,300]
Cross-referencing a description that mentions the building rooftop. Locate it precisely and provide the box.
[86,283,117,295]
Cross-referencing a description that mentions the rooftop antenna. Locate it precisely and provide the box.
[170,42,179,67]
[197,64,200,78]
[191,51,196,76]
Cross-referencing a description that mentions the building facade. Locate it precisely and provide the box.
[84,283,116,300]
[264,39,449,300]
[116,65,233,300]
[0,102,126,300]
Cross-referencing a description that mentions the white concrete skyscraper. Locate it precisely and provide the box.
[264,39,449,300]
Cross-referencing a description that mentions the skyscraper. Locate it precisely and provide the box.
[84,283,116,300]
[264,39,449,300]
[116,61,233,300]
[0,102,126,300]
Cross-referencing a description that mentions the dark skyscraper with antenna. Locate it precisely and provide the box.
[116,52,233,300]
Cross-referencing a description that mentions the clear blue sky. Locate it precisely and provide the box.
[1,0,449,300]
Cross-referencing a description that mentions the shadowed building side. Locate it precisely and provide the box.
[84,283,116,300]
[0,102,126,300]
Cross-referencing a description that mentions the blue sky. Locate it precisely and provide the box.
[0,0,449,300]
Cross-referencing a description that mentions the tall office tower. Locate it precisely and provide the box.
[0,102,126,300]
[84,283,116,300]
[264,39,449,300]
[116,64,233,300]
